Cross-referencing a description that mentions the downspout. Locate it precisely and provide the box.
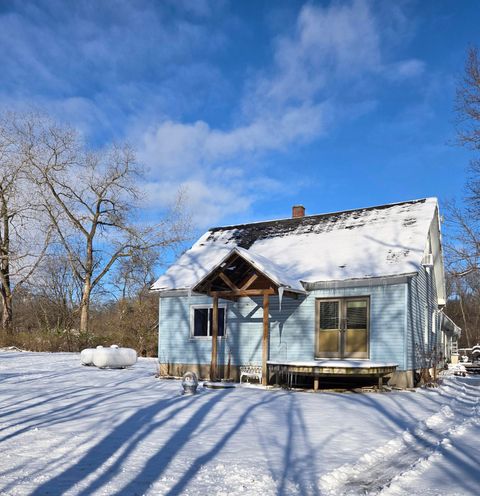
[404,281,409,371]
[157,291,164,376]
[158,294,162,365]
[438,307,446,360]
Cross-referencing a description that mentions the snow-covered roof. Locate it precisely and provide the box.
[152,198,439,292]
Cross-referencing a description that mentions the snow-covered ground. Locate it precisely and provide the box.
[0,351,478,495]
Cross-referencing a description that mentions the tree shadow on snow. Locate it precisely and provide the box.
[29,390,221,496]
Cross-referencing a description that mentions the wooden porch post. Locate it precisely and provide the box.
[262,292,270,386]
[210,295,219,381]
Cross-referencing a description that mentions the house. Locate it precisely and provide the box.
[151,198,461,388]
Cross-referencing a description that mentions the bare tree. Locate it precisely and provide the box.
[29,251,83,330]
[112,248,159,300]
[456,47,480,155]
[21,115,189,333]
[445,273,480,347]
[0,113,52,331]
[445,201,480,278]
[444,47,480,344]
[446,47,480,276]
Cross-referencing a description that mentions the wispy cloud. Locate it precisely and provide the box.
[0,0,229,137]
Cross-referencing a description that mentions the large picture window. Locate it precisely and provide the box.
[191,305,226,338]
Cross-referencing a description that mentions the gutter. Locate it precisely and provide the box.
[304,273,417,290]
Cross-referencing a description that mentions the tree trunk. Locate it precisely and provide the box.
[79,281,92,333]
[1,293,13,332]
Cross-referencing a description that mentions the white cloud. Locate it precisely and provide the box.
[141,162,291,228]
[386,59,426,81]
[266,1,381,100]
[140,102,329,176]
[142,178,251,228]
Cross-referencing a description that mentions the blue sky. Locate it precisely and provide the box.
[0,0,478,232]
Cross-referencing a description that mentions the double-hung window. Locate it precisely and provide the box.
[191,305,226,338]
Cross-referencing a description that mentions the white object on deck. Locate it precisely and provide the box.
[240,365,262,383]
[448,363,467,376]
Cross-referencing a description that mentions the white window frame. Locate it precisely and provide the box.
[190,304,227,339]
[432,310,437,334]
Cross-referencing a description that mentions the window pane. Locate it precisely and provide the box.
[209,307,225,336]
[345,329,368,353]
[193,308,209,336]
[318,330,339,352]
[319,301,339,329]
[346,300,367,329]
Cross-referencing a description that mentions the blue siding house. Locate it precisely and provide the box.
[152,199,460,388]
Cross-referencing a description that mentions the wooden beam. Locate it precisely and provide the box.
[226,253,239,266]
[211,288,275,298]
[240,273,258,291]
[214,293,237,302]
[262,292,269,386]
[218,272,239,291]
[240,288,275,296]
[205,288,301,300]
[210,295,219,381]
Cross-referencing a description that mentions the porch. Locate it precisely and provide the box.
[267,359,398,390]
[191,246,306,385]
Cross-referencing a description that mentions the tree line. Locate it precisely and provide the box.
[0,112,189,355]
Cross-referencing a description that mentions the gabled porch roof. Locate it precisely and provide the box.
[192,246,306,297]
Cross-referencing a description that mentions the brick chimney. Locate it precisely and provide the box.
[292,205,305,218]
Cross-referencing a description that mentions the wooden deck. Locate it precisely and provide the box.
[267,360,398,390]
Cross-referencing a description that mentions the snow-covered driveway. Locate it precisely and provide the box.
[0,351,478,495]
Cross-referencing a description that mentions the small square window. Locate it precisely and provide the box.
[191,306,226,338]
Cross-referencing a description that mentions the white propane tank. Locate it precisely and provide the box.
[92,346,137,368]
